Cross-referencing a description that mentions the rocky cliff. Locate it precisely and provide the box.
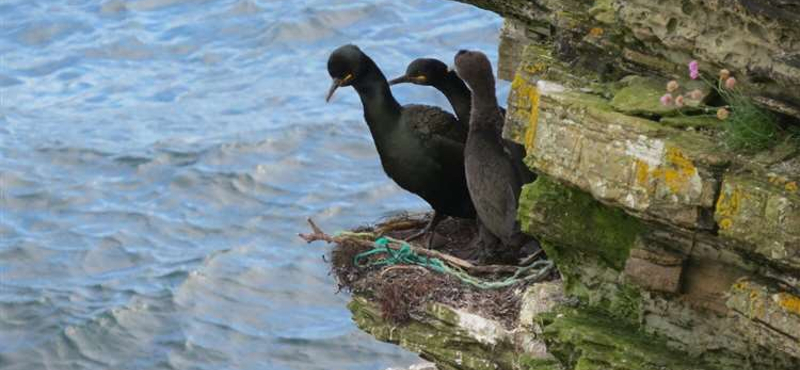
[349,1,800,369]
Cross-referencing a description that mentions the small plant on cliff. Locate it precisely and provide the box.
[660,61,780,153]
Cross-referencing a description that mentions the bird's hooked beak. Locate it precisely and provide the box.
[325,73,354,102]
[388,75,410,85]
[388,74,426,85]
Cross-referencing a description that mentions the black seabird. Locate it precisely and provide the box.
[390,57,535,184]
[325,45,475,244]
[454,49,532,252]
[389,58,471,127]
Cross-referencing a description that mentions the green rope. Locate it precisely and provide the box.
[353,236,553,290]
[441,259,553,289]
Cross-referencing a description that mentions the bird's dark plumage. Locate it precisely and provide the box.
[326,45,475,233]
[391,57,535,184]
[455,49,532,251]
[390,58,472,128]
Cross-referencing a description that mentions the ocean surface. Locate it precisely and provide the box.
[0,1,508,369]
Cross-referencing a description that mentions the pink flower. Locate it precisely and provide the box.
[675,95,684,107]
[660,93,673,106]
[666,80,679,92]
[688,60,699,80]
[717,108,730,120]
[689,89,703,100]
[725,77,736,89]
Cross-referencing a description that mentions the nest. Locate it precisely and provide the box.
[301,212,557,328]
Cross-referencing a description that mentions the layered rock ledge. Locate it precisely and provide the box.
[348,1,800,369]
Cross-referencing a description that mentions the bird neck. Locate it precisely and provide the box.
[434,71,472,124]
[468,77,500,132]
[352,62,402,135]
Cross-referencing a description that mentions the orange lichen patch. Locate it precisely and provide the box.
[716,185,743,218]
[511,74,541,151]
[768,174,789,185]
[663,147,697,193]
[731,281,800,323]
[719,218,733,230]
[766,175,797,193]
[776,293,800,316]
[523,62,547,75]
[634,160,649,187]
[647,147,698,194]
[510,74,535,105]
[588,27,604,37]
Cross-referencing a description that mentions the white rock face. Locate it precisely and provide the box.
[536,79,566,94]
[454,309,509,346]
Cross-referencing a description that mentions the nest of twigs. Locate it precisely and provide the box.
[299,212,556,328]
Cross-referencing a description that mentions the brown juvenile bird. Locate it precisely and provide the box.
[454,49,534,255]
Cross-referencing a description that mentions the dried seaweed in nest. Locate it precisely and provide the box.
[330,239,372,291]
[370,266,531,328]
[378,283,413,323]
[376,271,430,323]
[300,216,556,328]
[375,267,448,324]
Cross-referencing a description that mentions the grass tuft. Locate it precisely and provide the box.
[722,99,779,153]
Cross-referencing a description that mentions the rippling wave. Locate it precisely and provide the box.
[0,0,505,368]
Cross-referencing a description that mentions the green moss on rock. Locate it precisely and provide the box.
[540,309,720,370]
[518,176,643,271]
[518,356,564,370]
[517,176,646,323]
[611,76,677,117]
[587,0,615,24]
[610,76,708,118]
[348,297,518,370]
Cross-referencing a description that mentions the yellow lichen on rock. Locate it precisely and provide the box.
[776,293,800,316]
[714,185,743,231]
[767,175,798,194]
[511,74,541,151]
[523,62,547,75]
[786,181,798,193]
[659,147,698,194]
[715,173,800,271]
[716,185,742,218]
[634,159,649,187]
[734,280,767,318]
[633,146,699,196]
[588,27,604,37]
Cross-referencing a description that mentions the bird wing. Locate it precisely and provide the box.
[403,104,467,144]
[503,178,522,234]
